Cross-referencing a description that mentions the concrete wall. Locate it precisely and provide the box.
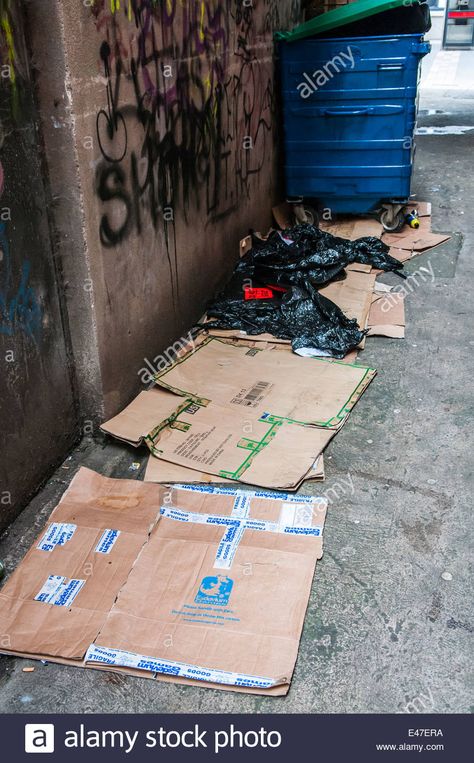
[27,0,301,422]
[0,1,78,530]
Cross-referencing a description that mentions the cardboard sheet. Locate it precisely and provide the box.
[367,292,406,338]
[272,202,294,230]
[153,337,376,431]
[143,452,325,485]
[382,217,450,252]
[319,269,377,329]
[0,468,327,695]
[319,216,383,241]
[103,387,334,490]
[204,326,291,346]
[388,246,414,264]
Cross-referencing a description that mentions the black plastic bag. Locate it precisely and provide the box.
[204,282,365,359]
[201,222,404,359]
[235,224,403,289]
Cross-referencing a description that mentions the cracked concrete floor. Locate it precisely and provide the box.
[0,90,472,715]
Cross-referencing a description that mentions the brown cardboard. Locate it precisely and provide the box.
[239,235,253,257]
[205,326,291,345]
[272,202,294,230]
[319,216,383,240]
[0,467,327,695]
[144,452,325,485]
[153,337,376,431]
[382,217,450,252]
[367,292,406,338]
[103,387,334,489]
[0,467,166,659]
[388,246,413,264]
[319,269,377,328]
[100,389,183,447]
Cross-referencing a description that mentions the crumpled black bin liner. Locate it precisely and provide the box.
[201,223,404,359]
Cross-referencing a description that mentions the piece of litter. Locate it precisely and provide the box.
[22,667,35,673]
[441,571,453,582]
[393,409,401,414]
[129,462,140,471]
[427,479,437,485]
[367,439,373,444]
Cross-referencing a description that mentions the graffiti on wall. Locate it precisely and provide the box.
[91,0,293,259]
[0,223,42,341]
[0,5,43,342]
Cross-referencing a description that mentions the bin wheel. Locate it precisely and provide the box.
[380,207,405,233]
[294,204,319,227]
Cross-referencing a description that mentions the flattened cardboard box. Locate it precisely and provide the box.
[0,468,327,695]
[153,337,375,431]
[143,452,325,486]
[382,217,450,252]
[367,291,405,338]
[102,387,333,490]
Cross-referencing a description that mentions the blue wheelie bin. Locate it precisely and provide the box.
[277,4,431,231]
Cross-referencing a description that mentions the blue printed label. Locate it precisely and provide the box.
[195,575,233,606]
[95,529,120,554]
[35,575,85,607]
[85,644,277,689]
[37,523,77,552]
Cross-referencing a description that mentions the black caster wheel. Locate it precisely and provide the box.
[294,204,320,227]
[380,207,405,232]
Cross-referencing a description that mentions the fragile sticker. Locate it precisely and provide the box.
[37,523,77,552]
[279,503,314,529]
[85,644,276,689]
[35,575,85,607]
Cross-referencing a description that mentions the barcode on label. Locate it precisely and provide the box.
[231,380,272,408]
[245,381,270,401]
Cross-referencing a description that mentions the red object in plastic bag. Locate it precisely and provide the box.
[244,287,274,300]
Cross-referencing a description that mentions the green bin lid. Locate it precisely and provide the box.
[276,0,410,43]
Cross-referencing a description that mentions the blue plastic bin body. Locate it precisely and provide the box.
[279,34,430,214]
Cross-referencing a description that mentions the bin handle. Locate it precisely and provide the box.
[323,107,374,116]
[413,41,431,57]
[377,63,405,71]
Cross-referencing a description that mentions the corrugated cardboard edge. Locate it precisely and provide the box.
[0,648,291,695]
